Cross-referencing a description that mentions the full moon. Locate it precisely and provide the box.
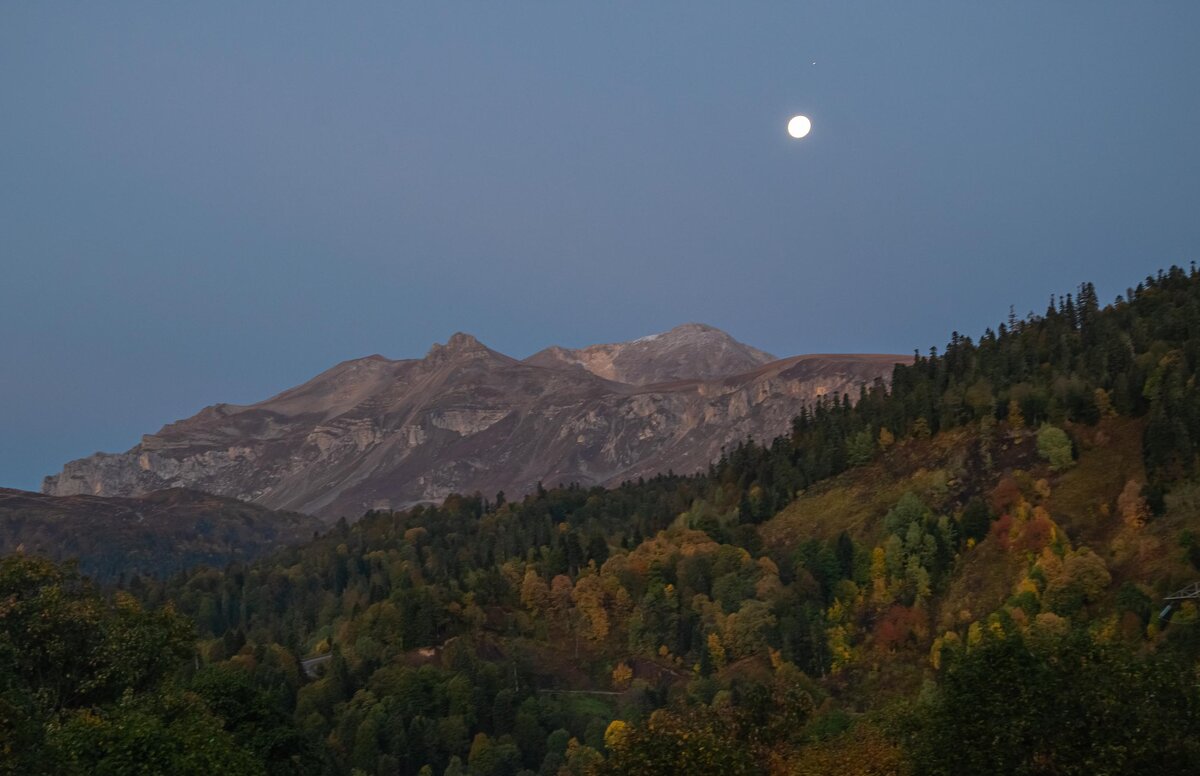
[787,115,812,139]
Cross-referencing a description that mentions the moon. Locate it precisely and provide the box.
[787,115,812,139]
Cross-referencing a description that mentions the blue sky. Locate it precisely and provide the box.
[3,2,1199,490]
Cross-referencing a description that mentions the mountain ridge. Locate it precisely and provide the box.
[43,326,906,518]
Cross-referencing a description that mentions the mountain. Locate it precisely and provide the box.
[0,487,321,581]
[42,327,904,519]
[524,322,777,385]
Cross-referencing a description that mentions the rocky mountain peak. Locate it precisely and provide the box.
[425,332,495,363]
[525,323,777,385]
[668,322,717,334]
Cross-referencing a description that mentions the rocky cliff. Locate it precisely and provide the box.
[44,327,905,519]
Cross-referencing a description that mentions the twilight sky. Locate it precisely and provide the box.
[3,3,1199,490]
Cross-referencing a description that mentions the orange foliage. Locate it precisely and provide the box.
[1117,480,1149,528]
[989,476,1022,515]
[873,604,928,652]
[988,513,1015,551]
[988,503,1056,554]
[1013,509,1056,553]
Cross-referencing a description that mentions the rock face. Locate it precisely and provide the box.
[44,327,906,519]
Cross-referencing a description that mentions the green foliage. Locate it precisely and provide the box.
[907,629,1200,775]
[188,665,323,774]
[959,498,992,544]
[0,557,192,719]
[846,428,876,467]
[1115,581,1152,626]
[0,556,269,775]
[879,493,955,605]
[47,690,264,776]
[1036,424,1075,470]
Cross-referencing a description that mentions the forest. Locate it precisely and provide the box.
[6,266,1200,774]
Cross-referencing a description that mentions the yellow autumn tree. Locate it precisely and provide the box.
[911,417,931,439]
[706,632,727,671]
[826,599,852,673]
[572,571,610,641]
[827,625,852,674]
[604,720,630,751]
[870,546,891,607]
[1007,398,1025,431]
[520,568,550,616]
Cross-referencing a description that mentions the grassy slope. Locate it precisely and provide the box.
[761,428,975,550]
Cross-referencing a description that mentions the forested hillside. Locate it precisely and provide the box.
[6,266,1200,774]
[0,488,322,582]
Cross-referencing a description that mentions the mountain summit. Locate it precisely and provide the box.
[426,332,508,363]
[44,329,904,518]
[524,323,776,385]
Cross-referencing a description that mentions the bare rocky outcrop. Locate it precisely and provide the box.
[44,327,905,519]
